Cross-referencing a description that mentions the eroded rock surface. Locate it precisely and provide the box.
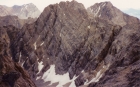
[87,2,140,26]
[0,26,36,87]
[0,1,140,87]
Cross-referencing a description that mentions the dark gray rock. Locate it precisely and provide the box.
[0,26,36,87]
[2,72,20,87]
[0,1,140,87]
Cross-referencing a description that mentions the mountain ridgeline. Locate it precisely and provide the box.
[0,3,41,19]
[0,3,41,29]
[0,15,37,28]
[0,1,140,87]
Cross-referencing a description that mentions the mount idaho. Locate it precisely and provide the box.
[0,1,140,87]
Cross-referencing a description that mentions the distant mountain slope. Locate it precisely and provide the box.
[0,3,41,19]
[123,8,140,19]
[87,2,140,26]
[0,15,37,28]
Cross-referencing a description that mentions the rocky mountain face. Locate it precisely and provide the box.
[0,15,37,29]
[0,15,37,28]
[0,3,41,19]
[0,26,36,87]
[0,1,140,87]
[87,2,140,26]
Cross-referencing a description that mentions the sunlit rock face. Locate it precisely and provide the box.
[87,1,140,26]
[0,1,140,87]
[0,3,41,19]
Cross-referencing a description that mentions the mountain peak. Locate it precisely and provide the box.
[0,3,41,19]
[22,3,36,7]
[0,1,140,87]
[87,1,140,26]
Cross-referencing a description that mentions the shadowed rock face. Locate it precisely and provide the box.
[88,23,140,87]
[0,26,36,87]
[87,2,140,26]
[2,72,20,87]
[0,1,140,87]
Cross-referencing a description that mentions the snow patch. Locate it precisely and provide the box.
[84,70,103,85]
[38,61,44,74]
[33,35,40,50]
[33,42,37,50]
[69,75,77,87]
[102,3,106,7]
[21,57,26,67]
[36,76,41,80]
[88,26,90,29]
[81,70,84,73]
[84,79,89,85]
[89,8,93,12]
[60,33,62,37]
[99,14,101,17]
[40,42,44,46]
[19,52,22,63]
[89,70,103,83]
[19,52,22,58]
[84,64,110,85]
[94,6,100,17]
[42,65,78,87]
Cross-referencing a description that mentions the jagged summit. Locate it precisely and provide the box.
[0,1,140,87]
[87,1,140,26]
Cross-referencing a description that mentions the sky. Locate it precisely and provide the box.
[0,0,140,11]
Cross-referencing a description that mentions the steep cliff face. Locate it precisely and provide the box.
[87,2,140,26]
[0,26,36,87]
[0,1,140,87]
[88,23,140,87]
[0,3,41,19]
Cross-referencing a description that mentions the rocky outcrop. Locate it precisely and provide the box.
[0,15,36,28]
[87,2,140,26]
[0,26,36,87]
[0,1,140,87]
[88,23,140,87]
[2,72,20,87]
[0,3,41,19]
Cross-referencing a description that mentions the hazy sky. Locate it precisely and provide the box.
[0,0,140,11]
